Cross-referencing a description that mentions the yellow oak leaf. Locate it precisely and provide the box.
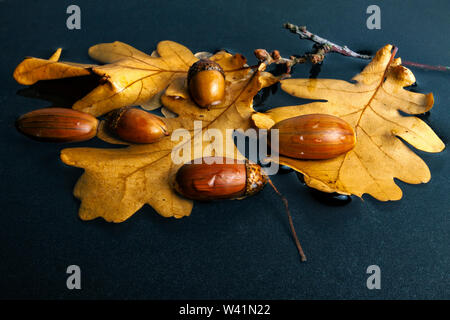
[253,45,444,201]
[14,41,199,117]
[13,49,93,85]
[60,48,276,222]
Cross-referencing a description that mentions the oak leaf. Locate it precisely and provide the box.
[253,45,444,201]
[13,47,94,85]
[58,43,277,222]
[14,41,199,117]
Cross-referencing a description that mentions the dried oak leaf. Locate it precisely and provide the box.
[14,41,199,116]
[253,45,444,201]
[59,46,277,222]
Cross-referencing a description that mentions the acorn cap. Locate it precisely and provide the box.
[187,59,225,83]
[244,161,268,197]
[106,106,130,132]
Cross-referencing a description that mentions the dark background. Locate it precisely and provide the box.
[0,0,448,299]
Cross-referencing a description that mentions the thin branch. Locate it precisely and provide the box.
[253,24,372,74]
[254,49,305,77]
[283,22,449,72]
[402,61,450,72]
[284,22,372,60]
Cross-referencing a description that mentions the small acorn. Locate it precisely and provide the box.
[173,157,267,201]
[16,107,98,143]
[188,59,225,108]
[106,107,169,144]
[270,114,356,160]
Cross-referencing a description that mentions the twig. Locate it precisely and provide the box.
[284,22,372,60]
[253,48,331,78]
[253,24,372,74]
[283,22,449,72]
[402,61,450,72]
[254,49,304,77]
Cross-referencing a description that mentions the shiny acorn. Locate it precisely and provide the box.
[270,114,356,160]
[173,157,267,201]
[16,107,98,143]
[188,59,225,108]
[106,107,169,144]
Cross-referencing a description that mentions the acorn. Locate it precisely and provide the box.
[106,107,169,144]
[270,114,356,160]
[16,107,98,143]
[173,157,267,201]
[187,59,225,108]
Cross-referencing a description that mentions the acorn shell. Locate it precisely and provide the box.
[270,114,356,160]
[173,157,267,201]
[16,107,98,143]
[106,107,168,144]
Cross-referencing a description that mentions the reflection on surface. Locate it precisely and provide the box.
[17,74,102,107]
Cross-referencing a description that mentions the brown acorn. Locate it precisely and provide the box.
[16,108,98,143]
[270,114,356,160]
[106,107,169,144]
[173,157,267,201]
[187,59,225,108]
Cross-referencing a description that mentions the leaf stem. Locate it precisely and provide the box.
[267,177,307,262]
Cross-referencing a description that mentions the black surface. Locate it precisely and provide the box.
[0,0,449,299]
